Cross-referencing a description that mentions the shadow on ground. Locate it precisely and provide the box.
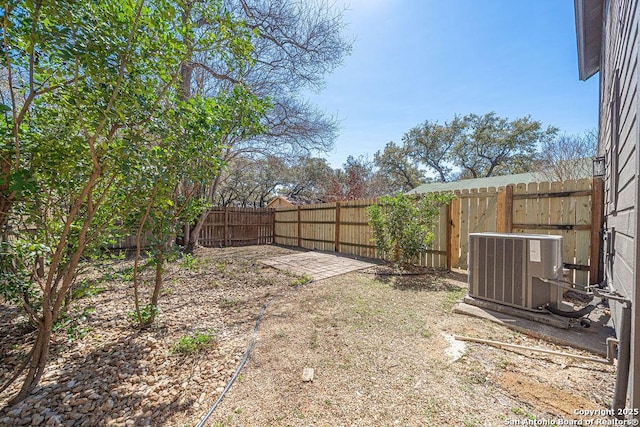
[368,265,468,292]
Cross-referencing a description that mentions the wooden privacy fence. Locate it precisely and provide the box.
[274,178,604,286]
[198,207,274,247]
[273,198,448,267]
[107,208,275,249]
[450,178,603,285]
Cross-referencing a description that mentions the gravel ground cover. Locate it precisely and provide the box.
[0,245,616,426]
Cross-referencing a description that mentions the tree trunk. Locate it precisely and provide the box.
[182,222,190,247]
[394,242,400,265]
[7,319,52,406]
[185,209,207,254]
[1,158,14,236]
[187,174,222,252]
[150,251,163,312]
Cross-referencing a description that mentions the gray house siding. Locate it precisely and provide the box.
[597,0,640,409]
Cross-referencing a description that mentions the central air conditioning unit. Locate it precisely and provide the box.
[468,233,563,311]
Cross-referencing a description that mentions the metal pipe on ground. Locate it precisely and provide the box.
[612,304,631,419]
[592,287,633,419]
[453,335,612,365]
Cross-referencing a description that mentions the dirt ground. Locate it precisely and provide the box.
[0,245,616,426]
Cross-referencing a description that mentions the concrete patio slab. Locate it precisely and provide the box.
[453,299,615,357]
[261,251,378,281]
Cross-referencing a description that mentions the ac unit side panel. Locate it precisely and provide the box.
[494,237,504,302]
[526,237,563,280]
[502,239,522,305]
[468,233,561,310]
[531,277,557,309]
[513,238,525,307]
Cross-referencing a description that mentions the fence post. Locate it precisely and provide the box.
[505,184,514,233]
[446,201,452,270]
[270,209,275,244]
[449,196,460,269]
[335,202,341,253]
[224,208,229,247]
[297,206,302,248]
[496,185,513,233]
[590,177,605,284]
[496,188,506,233]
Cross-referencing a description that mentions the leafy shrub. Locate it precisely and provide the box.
[127,303,159,326]
[171,330,217,355]
[180,253,201,270]
[0,240,49,309]
[71,279,107,300]
[367,192,454,266]
[290,274,312,287]
[53,307,95,342]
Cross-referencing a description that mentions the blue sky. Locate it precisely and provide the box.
[307,0,599,168]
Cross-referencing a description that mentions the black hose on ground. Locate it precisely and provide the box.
[545,303,596,319]
[196,298,275,427]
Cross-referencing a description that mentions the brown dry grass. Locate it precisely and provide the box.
[209,257,615,427]
[0,246,615,426]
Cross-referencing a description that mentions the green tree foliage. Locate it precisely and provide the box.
[404,116,465,183]
[454,113,557,178]
[121,90,269,327]
[401,112,558,182]
[367,192,454,266]
[0,0,268,403]
[373,141,426,193]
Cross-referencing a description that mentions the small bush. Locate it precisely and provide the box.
[71,279,107,300]
[214,261,226,274]
[180,253,201,270]
[127,303,159,326]
[367,192,454,266]
[171,330,217,355]
[290,274,312,287]
[53,307,95,342]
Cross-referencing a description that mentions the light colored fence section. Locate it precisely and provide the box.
[452,187,500,269]
[273,207,297,247]
[337,198,377,258]
[507,178,594,285]
[273,178,603,285]
[274,197,450,268]
[300,202,336,252]
[449,178,598,285]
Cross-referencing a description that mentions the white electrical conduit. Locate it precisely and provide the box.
[453,335,612,365]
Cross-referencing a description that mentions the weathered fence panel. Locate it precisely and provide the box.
[507,178,595,285]
[337,199,377,258]
[199,207,274,247]
[451,187,500,269]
